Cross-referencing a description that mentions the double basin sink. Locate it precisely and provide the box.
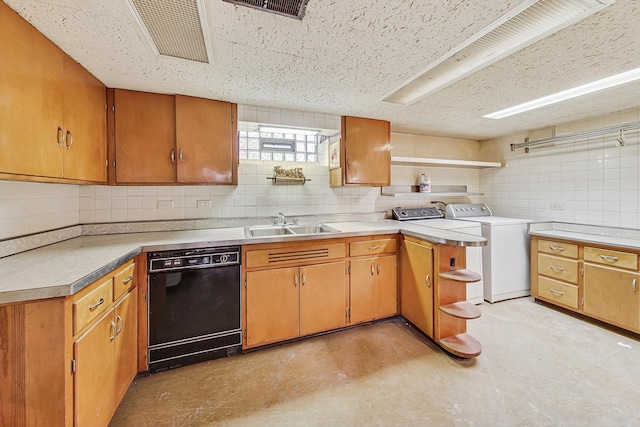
[245,223,341,238]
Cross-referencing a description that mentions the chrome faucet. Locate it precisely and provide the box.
[274,212,287,225]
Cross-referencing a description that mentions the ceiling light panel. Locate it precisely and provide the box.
[383,0,616,105]
[126,0,211,63]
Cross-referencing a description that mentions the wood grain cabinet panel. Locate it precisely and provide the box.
[0,2,64,178]
[400,238,434,337]
[299,261,347,336]
[350,255,397,324]
[113,89,177,183]
[175,95,238,184]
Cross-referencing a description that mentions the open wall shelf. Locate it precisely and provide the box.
[391,156,503,169]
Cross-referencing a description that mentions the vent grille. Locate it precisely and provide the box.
[222,0,310,20]
[267,248,329,264]
[128,0,209,63]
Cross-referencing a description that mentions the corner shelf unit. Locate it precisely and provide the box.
[391,156,503,169]
[436,265,482,358]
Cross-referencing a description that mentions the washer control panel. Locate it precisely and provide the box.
[445,203,492,219]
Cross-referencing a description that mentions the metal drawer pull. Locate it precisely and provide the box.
[122,275,134,284]
[294,275,298,287]
[633,278,637,293]
[109,321,116,341]
[170,149,175,163]
[549,288,565,296]
[179,148,183,162]
[302,274,306,286]
[369,245,380,250]
[600,255,619,261]
[65,130,73,149]
[57,127,64,146]
[425,274,431,288]
[89,298,105,311]
[371,264,375,275]
[549,246,565,252]
[116,315,124,334]
[377,264,381,275]
[549,265,565,272]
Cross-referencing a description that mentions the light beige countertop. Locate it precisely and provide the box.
[0,220,486,305]
[529,222,640,251]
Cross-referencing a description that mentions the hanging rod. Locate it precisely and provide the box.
[510,121,640,152]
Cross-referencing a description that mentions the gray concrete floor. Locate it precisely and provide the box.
[110,297,640,426]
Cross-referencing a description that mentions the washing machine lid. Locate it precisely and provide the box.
[410,218,481,230]
[455,216,534,225]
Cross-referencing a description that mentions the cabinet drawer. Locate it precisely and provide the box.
[350,238,396,257]
[246,243,346,269]
[113,261,136,301]
[538,254,578,284]
[538,239,578,259]
[538,276,579,309]
[584,246,638,270]
[73,277,113,334]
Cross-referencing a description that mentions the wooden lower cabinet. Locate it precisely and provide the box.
[400,238,434,337]
[583,263,639,331]
[245,261,348,348]
[350,255,397,324]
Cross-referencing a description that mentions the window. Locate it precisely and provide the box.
[239,130,319,162]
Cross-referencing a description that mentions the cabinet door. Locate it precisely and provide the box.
[113,290,138,404]
[114,89,176,183]
[349,258,376,324]
[583,263,640,330]
[401,240,434,337]
[74,310,116,427]
[374,255,397,318]
[175,95,238,184]
[300,261,347,336]
[62,56,107,182]
[342,116,390,186]
[0,2,64,178]
[246,267,300,347]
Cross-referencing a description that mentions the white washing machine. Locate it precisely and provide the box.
[445,203,532,303]
[391,207,484,305]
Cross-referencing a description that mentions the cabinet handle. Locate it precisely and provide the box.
[549,288,565,296]
[65,130,73,149]
[425,274,431,288]
[370,264,375,275]
[122,275,134,284]
[549,246,565,252]
[369,245,380,250]
[57,127,64,146]
[294,275,298,287]
[179,148,183,162]
[302,273,306,286]
[116,314,124,335]
[633,278,637,293]
[600,255,619,262]
[170,149,175,163]
[377,264,381,275]
[549,265,565,272]
[89,298,104,311]
[109,321,116,341]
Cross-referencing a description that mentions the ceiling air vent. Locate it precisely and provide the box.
[222,0,310,20]
[125,0,212,63]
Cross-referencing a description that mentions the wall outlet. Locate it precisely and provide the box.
[551,203,565,210]
[350,198,359,205]
[157,200,174,209]
[197,200,211,208]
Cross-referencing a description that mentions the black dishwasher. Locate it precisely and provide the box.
[147,246,241,373]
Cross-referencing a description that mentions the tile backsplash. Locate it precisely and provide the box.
[480,108,640,228]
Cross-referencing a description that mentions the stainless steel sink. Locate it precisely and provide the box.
[244,223,340,238]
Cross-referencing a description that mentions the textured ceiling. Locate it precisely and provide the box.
[5,0,640,140]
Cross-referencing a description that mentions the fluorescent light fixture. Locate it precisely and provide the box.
[382,0,616,105]
[258,126,319,135]
[484,66,640,119]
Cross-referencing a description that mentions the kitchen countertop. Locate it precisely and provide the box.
[529,222,640,251]
[0,220,486,305]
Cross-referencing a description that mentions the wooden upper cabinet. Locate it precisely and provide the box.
[0,1,64,178]
[62,56,107,182]
[339,115,391,186]
[175,95,238,184]
[113,89,177,184]
[111,90,238,185]
[0,2,107,183]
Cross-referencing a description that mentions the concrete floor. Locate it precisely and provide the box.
[110,297,640,427]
